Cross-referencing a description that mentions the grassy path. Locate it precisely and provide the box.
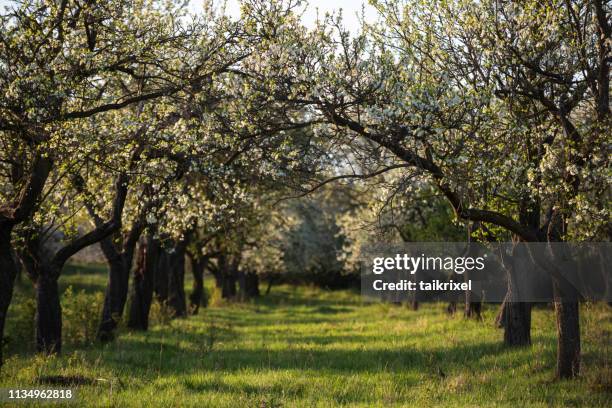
[1,266,611,407]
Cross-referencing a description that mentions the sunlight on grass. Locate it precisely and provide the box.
[2,275,611,407]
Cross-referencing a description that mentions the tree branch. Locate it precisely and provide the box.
[325,108,541,242]
[0,154,53,227]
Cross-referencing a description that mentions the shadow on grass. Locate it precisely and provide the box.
[203,310,342,327]
[258,287,361,308]
[103,333,515,377]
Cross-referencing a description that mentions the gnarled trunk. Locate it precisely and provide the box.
[497,258,531,346]
[97,255,131,342]
[128,237,157,330]
[35,272,62,354]
[0,225,18,366]
[20,249,64,354]
[0,156,53,364]
[546,233,581,379]
[497,300,531,346]
[97,223,141,342]
[554,280,580,378]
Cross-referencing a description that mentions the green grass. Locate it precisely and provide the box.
[1,265,611,407]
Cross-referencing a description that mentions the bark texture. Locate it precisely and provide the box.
[127,237,157,330]
[96,215,144,341]
[35,272,62,354]
[554,282,581,378]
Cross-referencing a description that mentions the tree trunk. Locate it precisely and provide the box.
[237,270,259,301]
[97,223,141,342]
[35,272,62,354]
[497,299,531,346]
[245,271,260,298]
[464,301,481,319]
[463,301,482,320]
[496,254,532,346]
[97,255,130,342]
[464,285,481,319]
[222,273,237,299]
[410,300,419,311]
[212,271,223,289]
[167,241,187,318]
[0,225,18,366]
[265,275,275,295]
[154,248,169,303]
[554,287,580,378]
[189,256,206,314]
[462,269,481,319]
[237,270,247,301]
[544,211,581,379]
[128,238,156,330]
[212,262,223,289]
[218,253,237,299]
[0,155,53,363]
